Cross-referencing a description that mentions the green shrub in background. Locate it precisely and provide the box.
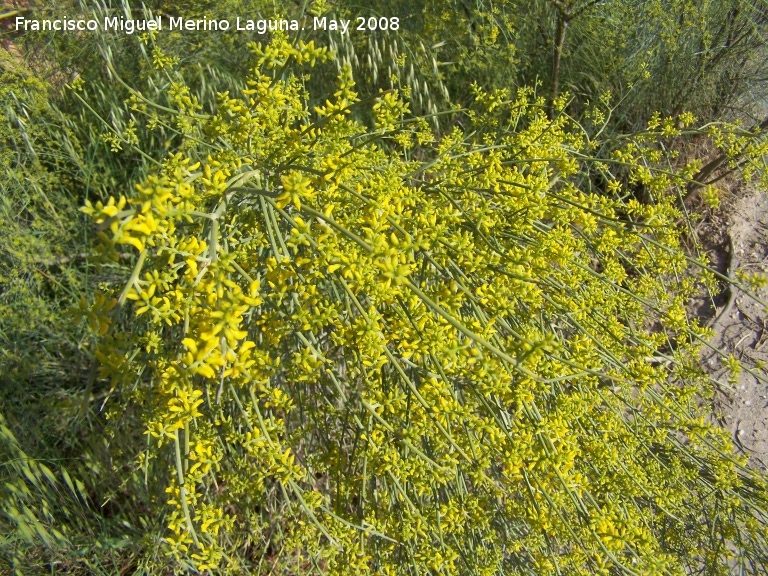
[0,35,161,576]
[0,51,81,385]
[340,0,768,130]
[17,0,768,132]
[513,0,768,128]
[0,50,95,572]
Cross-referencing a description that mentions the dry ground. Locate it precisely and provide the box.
[703,187,768,470]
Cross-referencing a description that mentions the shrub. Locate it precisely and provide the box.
[358,0,768,130]
[0,46,161,576]
[75,34,768,574]
[0,51,82,385]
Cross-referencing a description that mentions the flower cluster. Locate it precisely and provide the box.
[83,36,768,574]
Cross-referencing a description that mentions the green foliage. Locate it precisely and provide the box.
[0,40,160,576]
[0,52,81,376]
[358,0,767,129]
[526,0,768,127]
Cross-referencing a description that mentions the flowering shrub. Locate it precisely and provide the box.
[81,36,768,574]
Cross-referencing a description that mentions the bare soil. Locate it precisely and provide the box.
[703,187,768,470]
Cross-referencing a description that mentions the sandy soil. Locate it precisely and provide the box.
[704,187,768,470]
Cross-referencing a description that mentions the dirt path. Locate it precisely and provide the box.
[705,188,768,470]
